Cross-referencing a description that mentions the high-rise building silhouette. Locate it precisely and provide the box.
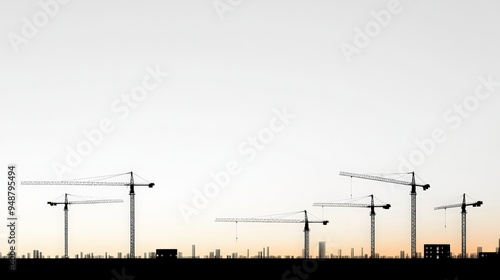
[215,249,221,259]
[318,241,326,258]
[192,245,196,259]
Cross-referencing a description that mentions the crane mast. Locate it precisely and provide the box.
[215,210,328,258]
[129,173,135,258]
[304,211,310,258]
[410,173,416,259]
[64,198,68,259]
[434,193,483,258]
[339,171,429,258]
[313,195,390,258]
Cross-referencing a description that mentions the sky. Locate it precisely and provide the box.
[1,0,500,259]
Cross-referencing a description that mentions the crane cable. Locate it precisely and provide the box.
[64,172,153,184]
[66,172,130,182]
[444,208,447,229]
[134,172,153,184]
[350,177,353,199]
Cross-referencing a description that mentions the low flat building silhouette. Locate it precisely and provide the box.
[156,249,177,259]
[424,244,450,259]
[478,252,500,259]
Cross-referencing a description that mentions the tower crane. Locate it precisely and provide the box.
[21,171,154,258]
[215,210,328,258]
[313,194,390,258]
[47,193,123,258]
[339,171,430,258]
[434,193,483,258]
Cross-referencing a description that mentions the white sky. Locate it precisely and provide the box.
[1,0,500,258]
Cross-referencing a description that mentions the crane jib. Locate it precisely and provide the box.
[339,172,430,190]
[20,181,154,187]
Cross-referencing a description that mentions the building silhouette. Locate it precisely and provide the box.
[156,249,177,259]
[424,244,450,259]
[478,251,500,259]
[318,241,326,258]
